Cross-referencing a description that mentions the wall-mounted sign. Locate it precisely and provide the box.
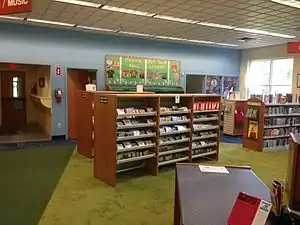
[0,0,32,15]
[105,55,181,87]
[287,42,300,54]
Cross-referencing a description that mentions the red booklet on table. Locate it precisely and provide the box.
[228,192,272,225]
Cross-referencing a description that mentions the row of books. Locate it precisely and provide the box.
[116,149,152,161]
[158,153,186,163]
[160,125,187,133]
[266,106,300,115]
[117,140,154,150]
[264,128,289,137]
[117,129,153,137]
[159,115,188,122]
[117,107,154,115]
[263,139,289,149]
[117,119,154,127]
[193,147,216,155]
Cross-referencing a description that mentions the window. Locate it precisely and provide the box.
[12,76,21,98]
[246,58,293,97]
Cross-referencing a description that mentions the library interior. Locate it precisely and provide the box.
[1,0,300,224]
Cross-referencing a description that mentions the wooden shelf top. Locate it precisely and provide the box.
[290,133,300,145]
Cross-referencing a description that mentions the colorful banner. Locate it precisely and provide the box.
[105,55,181,87]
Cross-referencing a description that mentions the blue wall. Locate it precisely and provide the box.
[0,22,241,137]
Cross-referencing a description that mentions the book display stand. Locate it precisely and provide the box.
[223,100,246,136]
[243,98,300,152]
[93,93,221,186]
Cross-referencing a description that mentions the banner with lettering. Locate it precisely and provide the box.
[105,55,181,87]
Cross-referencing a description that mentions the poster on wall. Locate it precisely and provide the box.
[223,76,239,91]
[205,76,222,94]
[247,120,258,140]
[105,55,181,87]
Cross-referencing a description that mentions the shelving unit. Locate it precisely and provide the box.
[93,93,221,186]
[223,100,246,136]
[243,98,300,152]
[77,91,154,158]
[191,95,221,160]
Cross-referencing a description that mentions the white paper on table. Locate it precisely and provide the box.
[199,165,229,174]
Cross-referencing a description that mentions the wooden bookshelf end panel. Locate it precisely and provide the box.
[287,134,300,211]
[94,94,117,187]
[77,91,94,158]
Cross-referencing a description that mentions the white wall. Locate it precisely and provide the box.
[240,44,300,99]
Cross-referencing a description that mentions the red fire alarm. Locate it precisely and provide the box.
[56,65,61,76]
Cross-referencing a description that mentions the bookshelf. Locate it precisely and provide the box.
[93,93,221,186]
[223,100,246,136]
[243,98,300,152]
[76,91,154,158]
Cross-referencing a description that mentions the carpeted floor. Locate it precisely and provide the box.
[38,143,288,225]
[0,144,74,225]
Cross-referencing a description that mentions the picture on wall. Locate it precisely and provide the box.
[105,55,181,87]
[223,76,239,98]
[205,76,222,94]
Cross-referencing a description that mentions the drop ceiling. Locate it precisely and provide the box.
[0,0,300,49]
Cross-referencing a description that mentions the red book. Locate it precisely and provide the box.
[228,192,271,225]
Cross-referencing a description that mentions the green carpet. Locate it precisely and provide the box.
[38,143,288,225]
[0,144,74,225]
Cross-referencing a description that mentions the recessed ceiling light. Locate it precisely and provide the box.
[0,16,24,20]
[197,22,236,30]
[271,0,300,9]
[53,0,102,8]
[27,18,75,27]
[77,25,116,32]
[118,31,153,37]
[234,27,295,38]
[154,15,198,24]
[102,5,155,17]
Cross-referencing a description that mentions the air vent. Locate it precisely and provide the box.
[236,37,256,42]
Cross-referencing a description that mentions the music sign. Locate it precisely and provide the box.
[0,0,32,15]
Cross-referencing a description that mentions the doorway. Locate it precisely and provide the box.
[67,69,97,139]
[0,71,26,134]
[186,75,205,93]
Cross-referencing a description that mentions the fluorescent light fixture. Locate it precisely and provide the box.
[118,31,152,37]
[27,18,75,27]
[234,27,295,38]
[0,16,24,20]
[217,43,239,47]
[53,0,101,8]
[187,39,238,47]
[271,0,300,8]
[187,39,215,44]
[197,22,236,30]
[102,5,155,17]
[77,25,116,32]
[154,15,198,24]
[155,36,187,41]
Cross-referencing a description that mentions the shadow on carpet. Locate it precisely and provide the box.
[220,133,242,144]
[0,143,75,225]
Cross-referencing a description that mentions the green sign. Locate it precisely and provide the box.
[105,55,181,87]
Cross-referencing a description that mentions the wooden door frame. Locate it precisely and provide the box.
[0,71,27,133]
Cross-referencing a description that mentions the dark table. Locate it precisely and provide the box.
[174,163,272,225]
